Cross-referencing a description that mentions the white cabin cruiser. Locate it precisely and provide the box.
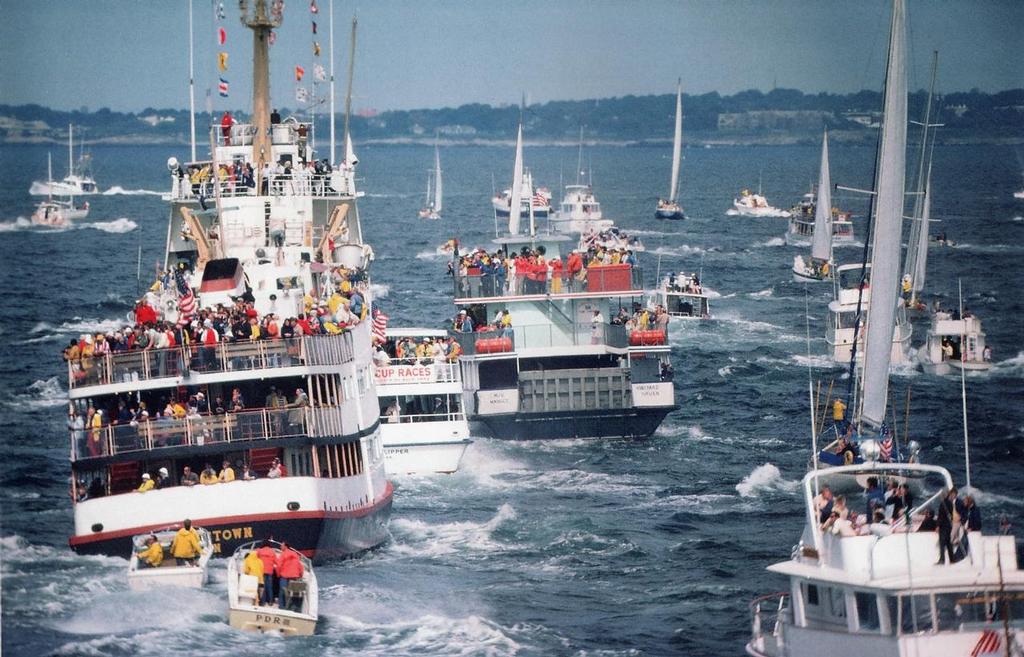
[550,184,612,234]
[917,311,992,375]
[127,525,213,590]
[826,264,912,366]
[227,540,318,636]
[747,463,1024,657]
[31,198,89,227]
[30,125,98,196]
[729,189,791,217]
[375,328,472,475]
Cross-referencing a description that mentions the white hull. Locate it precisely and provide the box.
[382,432,472,475]
[229,604,317,636]
[32,180,98,196]
[549,215,614,235]
[730,197,791,217]
[128,559,211,591]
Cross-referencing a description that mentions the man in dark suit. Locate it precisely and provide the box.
[936,487,966,564]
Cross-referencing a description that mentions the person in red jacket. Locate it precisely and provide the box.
[566,251,584,292]
[255,540,278,605]
[275,541,304,609]
[135,299,158,326]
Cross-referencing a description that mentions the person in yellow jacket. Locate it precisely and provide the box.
[136,473,155,492]
[243,549,265,602]
[170,519,202,566]
[199,463,219,485]
[136,535,164,568]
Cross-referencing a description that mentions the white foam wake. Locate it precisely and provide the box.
[101,186,163,196]
[79,218,137,233]
[736,463,799,498]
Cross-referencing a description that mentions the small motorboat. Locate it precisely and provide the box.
[227,540,318,636]
[126,525,213,591]
[728,189,790,217]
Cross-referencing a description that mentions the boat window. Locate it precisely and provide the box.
[855,592,880,632]
[805,584,820,606]
[276,276,299,290]
[899,594,932,634]
[885,596,899,635]
[629,356,660,384]
[829,587,846,619]
[478,359,517,390]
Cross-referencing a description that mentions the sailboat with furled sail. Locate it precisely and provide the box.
[655,80,685,220]
[792,131,835,283]
[418,141,442,220]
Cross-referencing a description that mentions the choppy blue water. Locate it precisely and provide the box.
[1,141,1023,656]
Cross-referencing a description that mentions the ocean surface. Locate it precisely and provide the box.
[1,140,1023,656]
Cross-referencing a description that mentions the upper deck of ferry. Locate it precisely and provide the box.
[166,120,359,202]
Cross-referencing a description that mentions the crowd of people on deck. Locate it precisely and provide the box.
[663,271,704,295]
[580,227,644,251]
[374,335,462,366]
[813,480,986,564]
[449,244,638,297]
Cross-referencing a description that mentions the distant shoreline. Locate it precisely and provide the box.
[4,133,1022,148]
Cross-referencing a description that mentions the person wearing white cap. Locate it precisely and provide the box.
[136,472,155,493]
[155,467,173,489]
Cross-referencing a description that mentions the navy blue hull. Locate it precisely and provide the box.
[655,209,685,220]
[70,495,392,563]
[470,407,675,440]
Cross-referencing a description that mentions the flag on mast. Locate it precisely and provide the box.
[218,78,229,97]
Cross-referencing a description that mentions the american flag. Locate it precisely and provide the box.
[532,192,547,208]
[971,629,1001,657]
[880,436,893,462]
[371,307,389,344]
[175,269,196,328]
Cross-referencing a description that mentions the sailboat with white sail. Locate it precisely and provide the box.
[30,124,99,196]
[792,131,835,283]
[655,80,685,220]
[418,143,442,220]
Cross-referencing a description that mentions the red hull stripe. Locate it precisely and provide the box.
[70,481,393,547]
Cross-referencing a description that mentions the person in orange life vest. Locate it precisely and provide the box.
[255,540,278,605]
[275,541,305,609]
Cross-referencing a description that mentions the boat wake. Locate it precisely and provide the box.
[101,186,163,196]
[14,377,69,410]
[0,217,32,232]
[79,218,138,233]
[752,237,786,248]
[389,503,518,557]
[735,463,799,498]
[650,244,707,257]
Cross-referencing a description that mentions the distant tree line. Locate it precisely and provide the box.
[2,87,1021,144]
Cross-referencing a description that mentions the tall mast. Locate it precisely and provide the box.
[329,0,336,164]
[68,124,74,176]
[903,51,939,305]
[188,0,197,162]
[239,0,282,187]
[575,126,584,186]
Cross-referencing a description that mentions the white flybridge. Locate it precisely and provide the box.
[375,328,472,475]
[746,463,1024,657]
[792,131,836,283]
[66,0,392,561]
[30,124,99,196]
[550,129,614,235]
[825,264,912,365]
[901,51,941,312]
[655,80,686,220]
[32,153,90,227]
[418,142,443,220]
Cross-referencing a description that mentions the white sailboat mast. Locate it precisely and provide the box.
[508,122,524,235]
[670,79,682,203]
[433,143,443,213]
[329,0,336,165]
[68,124,74,177]
[860,0,908,429]
[809,130,833,262]
[188,0,197,162]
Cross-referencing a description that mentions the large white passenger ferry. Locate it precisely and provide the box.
[65,1,391,560]
[374,328,472,474]
[449,121,678,440]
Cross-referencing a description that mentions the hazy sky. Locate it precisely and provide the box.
[2,1,1021,114]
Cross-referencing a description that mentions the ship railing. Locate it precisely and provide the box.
[68,333,355,389]
[379,411,466,424]
[448,322,632,355]
[211,121,314,148]
[749,592,789,656]
[453,265,643,300]
[70,405,317,460]
[168,170,355,200]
